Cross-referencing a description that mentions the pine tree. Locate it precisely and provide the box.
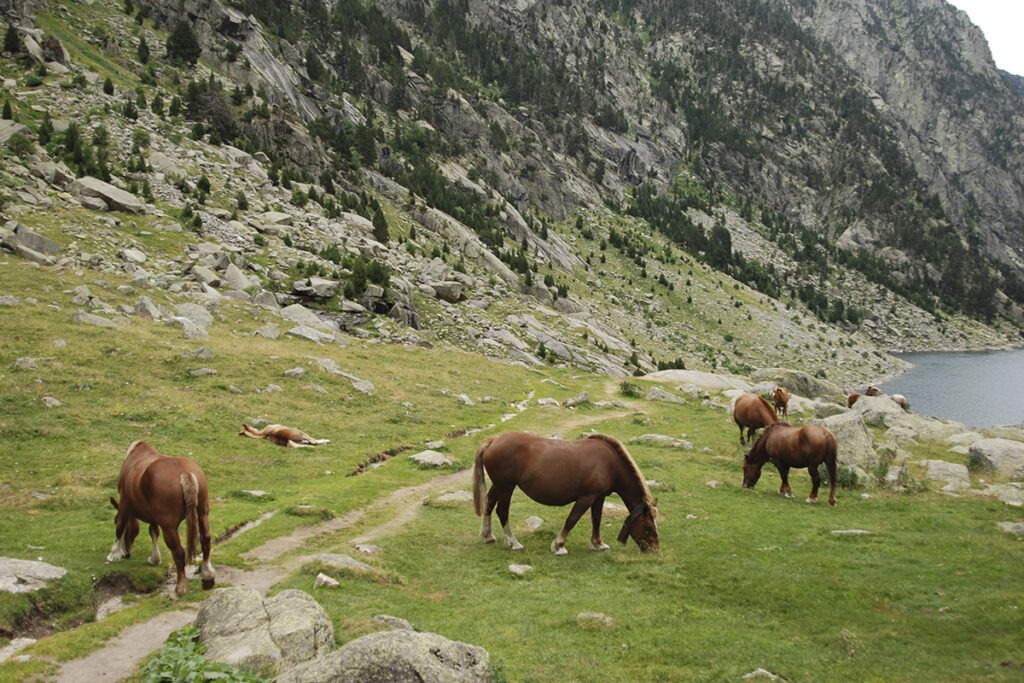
[4,23,19,54]
[165,20,201,65]
[137,36,150,64]
[372,208,390,243]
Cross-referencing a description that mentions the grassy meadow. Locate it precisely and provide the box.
[0,254,1022,682]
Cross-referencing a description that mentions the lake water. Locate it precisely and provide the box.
[879,348,1024,428]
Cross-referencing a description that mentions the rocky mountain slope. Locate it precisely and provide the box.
[1,0,1022,390]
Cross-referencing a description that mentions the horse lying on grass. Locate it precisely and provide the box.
[239,423,331,447]
[473,431,659,555]
[742,422,838,506]
[107,440,215,596]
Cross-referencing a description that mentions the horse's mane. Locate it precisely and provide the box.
[586,433,652,502]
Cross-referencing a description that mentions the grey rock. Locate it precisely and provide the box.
[278,629,490,683]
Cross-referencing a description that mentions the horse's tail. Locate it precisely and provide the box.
[180,472,200,562]
[472,438,494,517]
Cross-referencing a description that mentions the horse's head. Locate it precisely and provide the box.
[106,496,139,562]
[742,429,772,489]
[618,500,659,553]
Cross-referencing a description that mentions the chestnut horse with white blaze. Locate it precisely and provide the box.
[742,422,838,506]
[107,440,215,596]
[732,393,778,445]
[473,431,659,555]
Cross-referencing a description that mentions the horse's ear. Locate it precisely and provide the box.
[651,498,659,514]
[110,496,119,510]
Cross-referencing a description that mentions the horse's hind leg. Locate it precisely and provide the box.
[479,485,507,544]
[197,512,215,589]
[806,465,821,504]
[147,524,161,565]
[493,488,523,550]
[161,526,189,596]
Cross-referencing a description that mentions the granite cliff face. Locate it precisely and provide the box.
[1,0,1022,386]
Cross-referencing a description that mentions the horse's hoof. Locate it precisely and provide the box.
[806,497,818,504]
[202,578,215,590]
[483,536,496,544]
[591,543,610,552]
[553,547,569,556]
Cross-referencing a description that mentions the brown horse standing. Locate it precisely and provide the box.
[771,387,790,419]
[473,432,659,555]
[107,440,215,596]
[742,423,838,506]
[732,393,778,445]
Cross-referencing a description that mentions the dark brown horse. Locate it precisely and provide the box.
[107,440,215,596]
[732,393,778,445]
[473,432,659,555]
[742,422,838,506]
[771,386,790,419]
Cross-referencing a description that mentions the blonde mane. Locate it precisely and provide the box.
[586,433,652,502]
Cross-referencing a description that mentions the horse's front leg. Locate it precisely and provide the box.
[806,465,821,504]
[161,526,189,596]
[589,496,609,551]
[552,498,593,555]
[776,464,793,498]
[147,524,161,565]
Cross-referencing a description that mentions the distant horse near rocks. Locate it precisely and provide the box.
[865,385,910,411]
[732,393,779,445]
[771,386,790,419]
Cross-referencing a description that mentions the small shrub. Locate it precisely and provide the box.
[619,381,643,398]
[142,624,264,682]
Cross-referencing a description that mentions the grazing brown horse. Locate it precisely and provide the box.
[742,423,838,506]
[239,423,330,447]
[473,432,659,555]
[107,440,215,596]
[732,393,779,445]
[771,386,790,419]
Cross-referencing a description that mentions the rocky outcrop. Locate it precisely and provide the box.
[195,587,490,682]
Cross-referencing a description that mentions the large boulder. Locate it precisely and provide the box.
[195,588,333,672]
[278,629,490,683]
[68,176,146,214]
[750,367,844,401]
[969,439,1024,480]
[815,410,879,479]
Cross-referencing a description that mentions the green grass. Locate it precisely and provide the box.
[1,256,1021,681]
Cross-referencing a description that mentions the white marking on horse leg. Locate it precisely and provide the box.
[480,514,496,543]
[199,559,215,581]
[806,496,819,504]
[502,523,523,550]
[106,539,128,562]
[148,527,161,565]
[590,540,610,551]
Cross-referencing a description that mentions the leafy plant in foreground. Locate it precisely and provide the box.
[142,624,265,683]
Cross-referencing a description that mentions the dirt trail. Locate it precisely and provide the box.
[51,469,472,682]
